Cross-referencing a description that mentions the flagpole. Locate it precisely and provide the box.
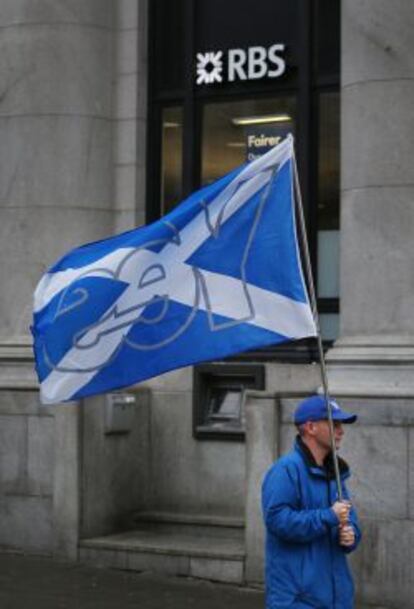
[291,141,343,501]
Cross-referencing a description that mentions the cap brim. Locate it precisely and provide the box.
[332,412,357,424]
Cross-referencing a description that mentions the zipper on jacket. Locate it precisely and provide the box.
[327,478,336,608]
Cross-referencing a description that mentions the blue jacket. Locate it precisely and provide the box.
[262,438,361,609]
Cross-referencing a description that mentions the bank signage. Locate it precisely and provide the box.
[245,123,292,162]
[196,44,286,86]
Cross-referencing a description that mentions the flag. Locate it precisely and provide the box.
[32,135,316,404]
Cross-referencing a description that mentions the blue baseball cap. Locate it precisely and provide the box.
[294,395,357,425]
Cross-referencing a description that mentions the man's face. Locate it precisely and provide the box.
[307,419,344,451]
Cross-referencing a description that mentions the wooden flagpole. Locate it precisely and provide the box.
[291,140,343,501]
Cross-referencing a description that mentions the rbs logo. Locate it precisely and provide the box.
[196,44,286,86]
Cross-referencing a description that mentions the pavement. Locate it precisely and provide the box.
[0,553,265,609]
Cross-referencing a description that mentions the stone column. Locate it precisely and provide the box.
[0,0,115,559]
[327,3,414,606]
[113,0,147,234]
[244,393,279,584]
[0,0,114,345]
[328,0,414,395]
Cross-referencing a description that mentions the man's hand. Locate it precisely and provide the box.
[339,524,355,547]
[331,500,351,525]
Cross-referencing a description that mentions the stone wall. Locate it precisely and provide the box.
[113,0,148,233]
[80,390,151,538]
[0,0,148,558]
[0,391,80,558]
[335,397,414,608]
[0,391,54,554]
[142,368,246,519]
[0,0,115,339]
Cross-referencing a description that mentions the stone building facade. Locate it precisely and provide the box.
[0,1,413,608]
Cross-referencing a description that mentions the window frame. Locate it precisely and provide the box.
[146,0,340,359]
[193,363,265,441]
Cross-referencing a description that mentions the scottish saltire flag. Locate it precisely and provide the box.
[32,135,316,404]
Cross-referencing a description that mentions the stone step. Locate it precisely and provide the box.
[79,527,245,584]
[131,511,245,540]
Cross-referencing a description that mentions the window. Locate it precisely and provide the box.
[317,91,340,340]
[161,106,183,214]
[201,97,295,185]
[148,0,340,350]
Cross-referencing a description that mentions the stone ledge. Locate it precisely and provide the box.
[79,531,245,584]
[80,530,245,560]
[326,337,414,398]
[132,511,244,529]
[0,339,39,390]
[327,335,414,363]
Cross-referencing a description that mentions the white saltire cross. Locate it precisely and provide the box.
[35,137,315,402]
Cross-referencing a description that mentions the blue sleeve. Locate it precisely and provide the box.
[262,463,339,544]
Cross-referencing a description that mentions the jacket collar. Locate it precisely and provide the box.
[295,436,350,480]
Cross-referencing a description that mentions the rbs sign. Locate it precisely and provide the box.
[196,44,286,86]
[228,45,286,81]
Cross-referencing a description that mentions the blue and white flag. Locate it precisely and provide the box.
[32,135,316,404]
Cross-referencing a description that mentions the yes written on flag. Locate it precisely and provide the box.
[32,135,316,404]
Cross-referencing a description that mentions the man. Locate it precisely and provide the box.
[262,394,361,609]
